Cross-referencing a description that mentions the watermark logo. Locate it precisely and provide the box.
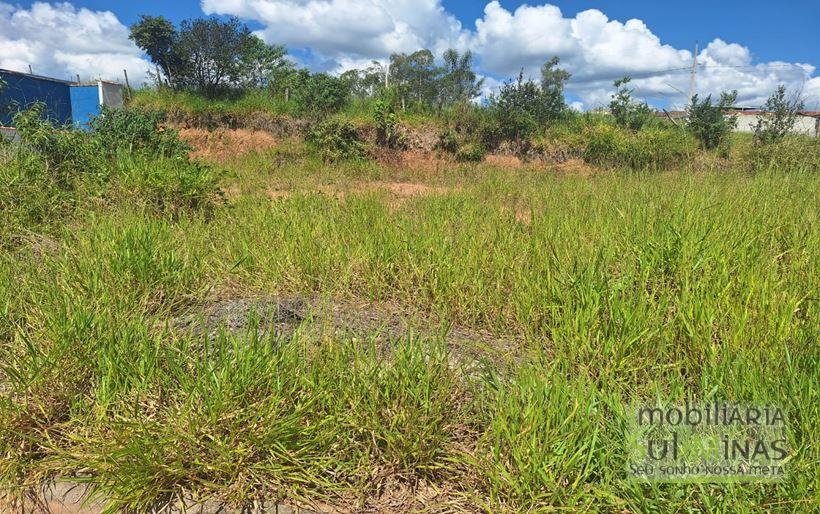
[626,402,790,482]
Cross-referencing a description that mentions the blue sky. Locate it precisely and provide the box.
[2,1,819,108]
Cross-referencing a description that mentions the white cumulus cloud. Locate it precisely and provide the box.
[2,1,817,109]
[0,2,149,84]
[203,0,820,108]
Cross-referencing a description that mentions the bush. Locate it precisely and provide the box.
[610,77,652,132]
[293,72,351,116]
[12,104,107,187]
[1,105,221,243]
[373,97,405,149]
[89,106,190,158]
[582,123,694,170]
[686,91,738,150]
[434,128,459,154]
[455,142,486,163]
[307,118,366,162]
[753,85,805,145]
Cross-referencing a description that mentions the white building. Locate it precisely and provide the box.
[731,109,820,137]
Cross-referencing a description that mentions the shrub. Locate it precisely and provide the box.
[293,72,351,116]
[12,104,107,187]
[582,123,693,170]
[686,91,738,150]
[307,118,366,162]
[89,106,190,158]
[434,128,459,154]
[609,77,652,132]
[455,142,486,163]
[753,85,805,145]
[373,97,405,149]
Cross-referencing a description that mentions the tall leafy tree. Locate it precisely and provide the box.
[238,36,290,89]
[173,16,256,96]
[129,15,182,87]
[438,49,483,109]
[389,50,438,108]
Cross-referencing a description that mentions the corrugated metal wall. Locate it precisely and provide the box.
[0,71,72,126]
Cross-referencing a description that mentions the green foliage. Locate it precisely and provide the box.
[292,71,352,116]
[89,106,190,158]
[434,128,459,154]
[238,37,289,89]
[128,15,182,87]
[130,15,291,96]
[740,134,820,173]
[307,118,366,161]
[12,104,106,185]
[686,90,738,150]
[485,60,570,148]
[753,85,805,145]
[372,95,405,149]
[582,122,694,170]
[609,76,652,132]
[437,49,484,108]
[1,104,220,244]
[455,142,486,163]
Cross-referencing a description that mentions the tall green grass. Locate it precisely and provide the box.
[1,123,818,511]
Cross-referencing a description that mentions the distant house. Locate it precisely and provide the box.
[655,108,820,137]
[730,108,820,138]
[0,68,124,130]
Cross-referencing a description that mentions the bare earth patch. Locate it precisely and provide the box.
[179,128,279,163]
[167,295,519,371]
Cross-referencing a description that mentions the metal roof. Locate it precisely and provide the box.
[0,68,74,85]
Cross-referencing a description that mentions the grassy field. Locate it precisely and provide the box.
[1,124,818,512]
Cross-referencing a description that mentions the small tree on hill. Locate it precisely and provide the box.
[609,76,651,132]
[686,90,738,150]
[753,85,804,144]
[129,15,183,87]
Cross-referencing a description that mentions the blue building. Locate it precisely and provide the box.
[0,68,124,129]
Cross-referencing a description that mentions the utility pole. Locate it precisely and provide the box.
[28,64,33,75]
[688,42,699,105]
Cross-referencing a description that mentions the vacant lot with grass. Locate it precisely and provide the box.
[1,109,818,512]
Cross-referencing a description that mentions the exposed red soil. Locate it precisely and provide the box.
[179,128,279,163]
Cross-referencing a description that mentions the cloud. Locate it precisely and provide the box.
[204,0,820,108]
[0,2,150,84]
[201,0,469,60]
[2,1,816,108]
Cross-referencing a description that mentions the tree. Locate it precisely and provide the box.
[538,56,571,117]
[129,15,182,87]
[486,71,540,145]
[753,85,805,144]
[238,36,289,89]
[540,56,571,95]
[686,90,738,150]
[291,71,351,115]
[173,16,258,96]
[340,62,387,99]
[437,49,483,109]
[609,76,651,132]
[389,49,438,109]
